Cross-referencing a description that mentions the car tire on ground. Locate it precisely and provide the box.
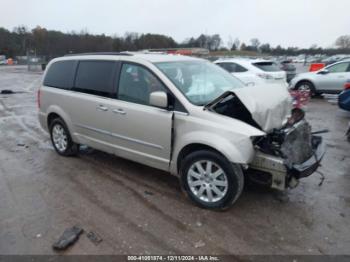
[180,150,244,210]
[49,118,79,156]
[296,81,316,97]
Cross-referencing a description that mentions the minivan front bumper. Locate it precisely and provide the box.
[248,135,325,190]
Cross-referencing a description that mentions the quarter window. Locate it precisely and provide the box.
[234,63,248,73]
[44,60,77,89]
[118,63,167,106]
[74,61,117,97]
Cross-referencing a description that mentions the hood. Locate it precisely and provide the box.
[296,71,315,78]
[206,83,292,132]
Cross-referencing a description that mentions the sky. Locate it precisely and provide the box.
[1,0,349,48]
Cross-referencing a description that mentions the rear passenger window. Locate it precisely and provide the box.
[44,60,77,89]
[218,63,236,73]
[74,61,117,97]
[253,62,280,72]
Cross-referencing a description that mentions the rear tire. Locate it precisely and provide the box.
[49,118,79,156]
[296,81,316,97]
[180,150,244,210]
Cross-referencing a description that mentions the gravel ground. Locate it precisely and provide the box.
[0,65,349,255]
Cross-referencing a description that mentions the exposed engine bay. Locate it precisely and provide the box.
[208,92,325,190]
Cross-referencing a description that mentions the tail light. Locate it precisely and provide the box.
[344,82,350,90]
[257,73,273,80]
[37,89,41,108]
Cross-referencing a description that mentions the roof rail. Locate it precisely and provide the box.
[64,52,133,57]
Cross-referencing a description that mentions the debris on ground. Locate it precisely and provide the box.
[273,191,290,203]
[52,226,84,251]
[194,240,205,248]
[195,221,202,227]
[16,141,29,148]
[144,191,154,196]
[86,231,103,246]
[1,90,14,94]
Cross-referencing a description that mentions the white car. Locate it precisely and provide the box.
[214,59,287,86]
[289,60,350,95]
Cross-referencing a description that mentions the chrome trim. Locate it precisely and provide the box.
[75,123,163,150]
[76,123,110,135]
[110,132,163,150]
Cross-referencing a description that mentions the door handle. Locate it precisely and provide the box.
[112,109,126,115]
[97,105,108,112]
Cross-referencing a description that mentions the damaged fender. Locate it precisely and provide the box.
[170,113,265,175]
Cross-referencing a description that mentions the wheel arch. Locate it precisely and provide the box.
[295,79,316,90]
[46,105,77,142]
[172,131,255,175]
[176,143,227,173]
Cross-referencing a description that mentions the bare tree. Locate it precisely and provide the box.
[227,36,233,50]
[250,38,260,51]
[335,35,350,49]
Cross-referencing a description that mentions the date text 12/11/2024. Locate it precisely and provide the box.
[127,255,220,261]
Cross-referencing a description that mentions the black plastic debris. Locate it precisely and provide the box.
[144,190,154,196]
[52,226,84,251]
[1,90,14,94]
[86,231,103,245]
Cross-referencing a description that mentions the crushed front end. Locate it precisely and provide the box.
[248,109,325,190]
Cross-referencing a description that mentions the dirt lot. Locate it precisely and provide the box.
[0,65,350,255]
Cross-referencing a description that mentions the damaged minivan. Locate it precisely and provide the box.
[38,53,325,209]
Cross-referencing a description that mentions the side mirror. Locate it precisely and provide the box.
[318,69,329,75]
[149,91,168,109]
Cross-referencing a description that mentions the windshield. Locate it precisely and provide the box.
[156,60,244,105]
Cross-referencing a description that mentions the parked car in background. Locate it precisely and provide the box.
[214,58,287,87]
[38,53,324,209]
[278,60,296,82]
[290,59,350,95]
[0,55,7,65]
[338,81,350,142]
[338,84,350,111]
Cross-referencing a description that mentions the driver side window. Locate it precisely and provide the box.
[327,62,350,73]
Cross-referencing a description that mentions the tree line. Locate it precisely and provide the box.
[0,25,350,59]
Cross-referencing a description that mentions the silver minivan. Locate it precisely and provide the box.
[38,52,325,209]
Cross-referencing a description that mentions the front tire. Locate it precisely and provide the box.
[180,150,244,210]
[49,118,79,156]
[296,81,316,97]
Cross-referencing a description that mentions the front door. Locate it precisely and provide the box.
[109,62,173,171]
[317,62,350,92]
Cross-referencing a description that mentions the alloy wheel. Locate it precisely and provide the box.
[187,160,228,203]
[52,124,68,152]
